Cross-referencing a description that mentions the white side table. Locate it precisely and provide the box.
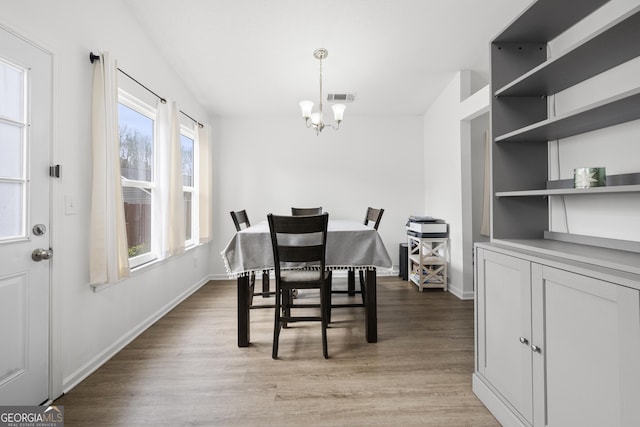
[407,235,448,291]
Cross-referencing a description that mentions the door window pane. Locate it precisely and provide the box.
[0,182,24,240]
[0,59,24,122]
[123,187,151,258]
[0,122,23,178]
[118,103,154,182]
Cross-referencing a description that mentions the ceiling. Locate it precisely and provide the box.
[125,0,531,118]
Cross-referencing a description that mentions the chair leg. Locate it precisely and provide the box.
[262,270,270,298]
[321,281,329,359]
[249,272,256,307]
[283,289,292,328]
[326,272,333,323]
[359,270,366,305]
[272,287,281,359]
[347,270,356,295]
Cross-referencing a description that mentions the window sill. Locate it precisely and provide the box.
[91,242,205,293]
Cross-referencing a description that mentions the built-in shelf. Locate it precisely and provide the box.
[496,184,640,198]
[495,6,640,97]
[480,1,640,423]
[547,172,640,189]
[495,87,640,142]
[493,0,607,43]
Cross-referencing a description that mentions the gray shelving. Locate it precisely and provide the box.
[493,0,607,43]
[496,6,640,97]
[496,184,640,198]
[495,87,640,142]
[490,0,640,251]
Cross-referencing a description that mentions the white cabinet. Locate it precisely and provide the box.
[475,249,533,423]
[407,235,448,291]
[474,244,640,427]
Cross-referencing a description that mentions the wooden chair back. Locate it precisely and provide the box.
[268,213,328,273]
[291,207,323,216]
[230,210,251,231]
[364,207,384,230]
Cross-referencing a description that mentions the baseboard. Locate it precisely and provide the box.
[62,275,213,393]
[447,285,475,300]
[472,374,525,427]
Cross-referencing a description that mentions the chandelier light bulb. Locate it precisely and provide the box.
[310,112,322,125]
[332,104,346,122]
[299,100,313,119]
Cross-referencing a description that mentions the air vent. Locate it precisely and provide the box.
[327,93,355,103]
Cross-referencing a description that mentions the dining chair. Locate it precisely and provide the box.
[230,209,251,231]
[364,207,384,230]
[291,207,323,216]
[268,213,331,359]
[230,210,272,304]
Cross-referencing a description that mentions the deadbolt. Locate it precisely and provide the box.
[33,224,47,236]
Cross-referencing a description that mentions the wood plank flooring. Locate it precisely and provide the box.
[54,276,499,426]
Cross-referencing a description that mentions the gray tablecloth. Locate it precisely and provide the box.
[221,219,392,277]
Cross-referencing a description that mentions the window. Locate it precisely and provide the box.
[118,91,156,267]
[180,127,198,247]
[0,58,27,242]
[117,89,202,268]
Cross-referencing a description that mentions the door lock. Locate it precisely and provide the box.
[33,224,47,236]
[32,248,53,261]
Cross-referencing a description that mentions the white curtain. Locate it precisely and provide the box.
[155,100,185,257]
[152,100,169,259]
[197,124,212,244]
[480,130,491,237]
[89,52,130,285]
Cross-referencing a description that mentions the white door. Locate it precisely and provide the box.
[0,27,52,405]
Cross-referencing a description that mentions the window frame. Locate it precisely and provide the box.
[180,124,199,249]
[117,89,158,268]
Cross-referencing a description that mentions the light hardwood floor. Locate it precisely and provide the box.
[54,276,499,426]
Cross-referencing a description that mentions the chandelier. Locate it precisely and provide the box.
[299,48,346,135]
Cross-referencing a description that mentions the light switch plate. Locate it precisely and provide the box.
[65,195,78,215]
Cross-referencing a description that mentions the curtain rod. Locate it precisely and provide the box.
[90,52,204,128]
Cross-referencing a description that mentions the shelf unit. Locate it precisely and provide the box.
[475,2,640,425]
[490,0,640,255]
[407,235,448,291]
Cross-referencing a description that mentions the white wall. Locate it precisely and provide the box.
[212,115,425,275]
[1,0,213,398]
[424,71,472,298]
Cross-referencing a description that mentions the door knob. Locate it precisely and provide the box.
[32,248,53,261]
[519,337,529,345]
[531,344,541,353]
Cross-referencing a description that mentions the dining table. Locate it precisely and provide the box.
[221,218,393,347]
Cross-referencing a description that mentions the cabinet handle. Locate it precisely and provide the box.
[531,344,541,353]
[519,337,529,345]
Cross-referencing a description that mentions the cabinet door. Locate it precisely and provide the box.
[477,249,533,424]
[532,265,640,427]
